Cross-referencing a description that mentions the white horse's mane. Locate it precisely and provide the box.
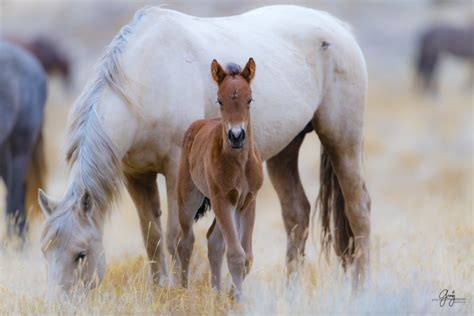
[42,7,155,249]
[64,7,151,213]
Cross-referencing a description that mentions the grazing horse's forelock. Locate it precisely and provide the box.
[41,194,104,252]
[64,7,152,214]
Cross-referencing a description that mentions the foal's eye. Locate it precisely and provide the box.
[75,251,86,263]
[247,98,253,107]
[217,99,223,106]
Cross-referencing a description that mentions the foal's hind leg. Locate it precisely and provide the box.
[267,128,311,275]
[176,168,205,288]
[207,218,225,290]
[125,172,167,285]
[313,80,371,290]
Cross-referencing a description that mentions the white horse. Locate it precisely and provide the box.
[38,5,370,294]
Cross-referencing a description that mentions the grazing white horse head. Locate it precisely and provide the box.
[39,189,106,293]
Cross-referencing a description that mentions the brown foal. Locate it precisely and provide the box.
[177,58,263,300]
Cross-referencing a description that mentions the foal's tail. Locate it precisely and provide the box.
[26,131,47,219]
[194,197,211,222]
[317,146,354,268]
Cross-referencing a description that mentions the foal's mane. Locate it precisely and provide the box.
[63,7,151,214]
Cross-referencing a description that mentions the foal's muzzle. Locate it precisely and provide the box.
[228,127,246,149]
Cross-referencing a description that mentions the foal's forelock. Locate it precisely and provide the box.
[225,63,242,75]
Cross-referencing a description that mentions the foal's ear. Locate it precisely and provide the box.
[241,57,256,82]
[38,189,58,218]
[80,190,93,218]
[211,59,227,84]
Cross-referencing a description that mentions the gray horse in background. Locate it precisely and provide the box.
[0,41,47,241]
[415,24,474,93]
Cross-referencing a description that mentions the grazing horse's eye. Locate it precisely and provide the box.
[217,99,223,106]
[75,251,86,263]
[247,98,253,107]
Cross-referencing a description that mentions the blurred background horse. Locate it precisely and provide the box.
[0,41,47,241]
[415,23,474,93]
[2,35,71,86]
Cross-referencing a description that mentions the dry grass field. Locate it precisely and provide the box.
[0,1,473,315]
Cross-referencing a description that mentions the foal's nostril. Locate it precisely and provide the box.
[239,129,245,141]
[228,128,246,148]
[228,128,245,141]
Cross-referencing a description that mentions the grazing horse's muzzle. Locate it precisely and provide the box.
[228,127,246,149]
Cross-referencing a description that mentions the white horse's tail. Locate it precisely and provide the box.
[317,145,354,269]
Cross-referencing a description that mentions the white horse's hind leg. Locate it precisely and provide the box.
[267,129,311,275]
[125,172,168,285]
[313,72,371,290]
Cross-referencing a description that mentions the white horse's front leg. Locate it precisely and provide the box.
[125,172,167,285]
[164,156,181,281]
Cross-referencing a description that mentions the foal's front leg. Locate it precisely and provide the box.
[212,197,245,301]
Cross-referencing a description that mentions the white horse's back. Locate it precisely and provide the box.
[105,5,366,163]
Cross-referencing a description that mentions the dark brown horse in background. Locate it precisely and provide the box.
[415,24,474,93]
[2,35,71,85]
